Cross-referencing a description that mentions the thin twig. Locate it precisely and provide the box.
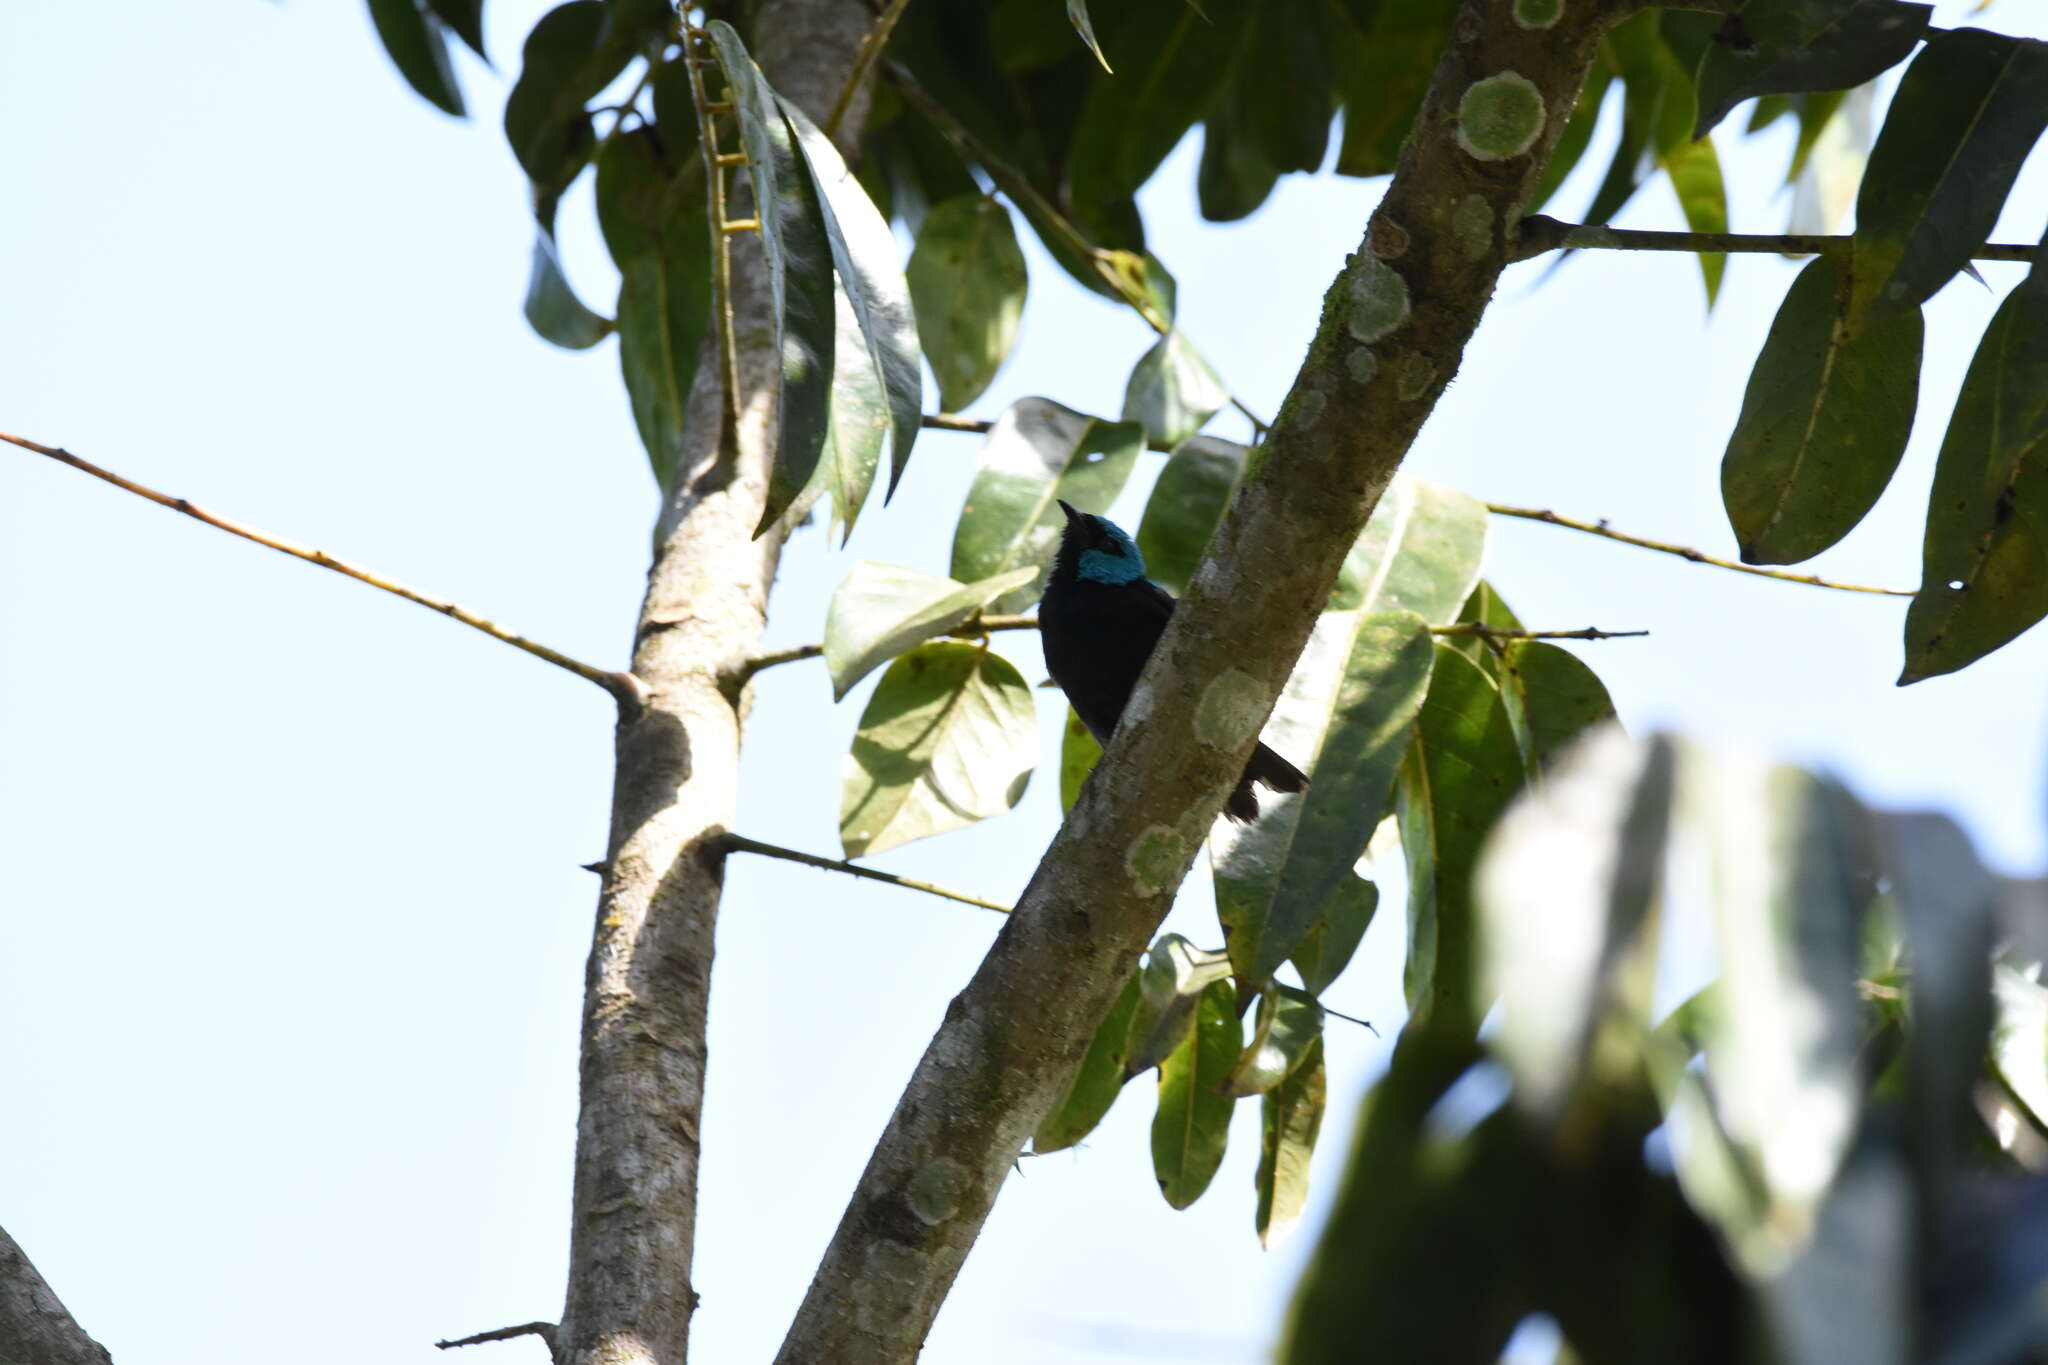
[823,0,913,138]
[1431,622,1647,641]
[1513,214,2041,265]
[720,832,1012,914]
[1487,502,1913,596]
[1322,1004,1379,1036]
[734,613,1036,682]
[2,431,644,704]
[923,411,1177,454]
[435,1321,557,1352]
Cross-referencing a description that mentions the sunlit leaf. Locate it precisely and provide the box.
[821,561,1039,699]
[1059,705,1102,813]
[1255,1036,1326,1247]
[1034,972,1142,1153]
[1224,985,1325,1097]
[1065,0,1112,71]
[1126,934,1235,1076]
[1152,978,1240,1209]
[1992,957,2048,1141]
[1122,330,1229,448]
[1327,477,1489,619]
[1495,641,1619,776]
[906,195,1029,412]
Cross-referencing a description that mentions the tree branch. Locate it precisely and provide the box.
[1512,214,2042,265]
[436,1321,558,1352]
[778,1,1640,1358]
[0,1223,113,1365]
[1,430,644,707]
[720,833,1013,913]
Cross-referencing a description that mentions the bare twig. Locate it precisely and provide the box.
[1487,502,1913,596]
[823,0,912,137]
[2,431,644,704]
[435,1321,558,1352]
[719,832,1013,914]
[1431,623,1648,641]
[1322,1004,1379,1036]
[923,411,1177,453]
[1513,214,2041,265]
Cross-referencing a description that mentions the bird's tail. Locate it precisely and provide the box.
[1223,743,1310,824]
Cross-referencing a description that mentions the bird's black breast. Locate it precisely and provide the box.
[1040,577,1176,744]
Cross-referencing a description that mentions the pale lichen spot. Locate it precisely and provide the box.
[905,1158,970,1226]
[1293,390,1327,427]
[1396,354,1437,402]
[855,1240,929,1334]
[1452,195,1494,261]
[1456,72,1546,162]
[1126,825,1187,896]
[1195,668,1268,752]
[1513,0,1563,29]
[1346,348,1379,385]
[1344,253,1410,343]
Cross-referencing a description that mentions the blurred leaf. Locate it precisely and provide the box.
[1398,646,1526,1038]
[1992,958,2048,1141]
[1122,330,1229,448]
[1328,477,1489,621]
[524,228,614,349]
[1497,642,1618,775]
[1065,0,1113,71]
[1126,934,1235,1075]
[1693,1,1930,139]
[1666,131,1728,305]
[1214,611,1435,994]
[1152,978,1240,1209]
[822,561,1039,700]
[1531,64,1614,212]
[1059,705,1103,812]
[839,642,1035,857]
[1244,0,1334,174]
[1034,972,1142,1152]
[1198,111,1283,223]
[1135,435,1248,594]
[1290,875,1378,998]
[1786,90,1847,182]
[1333,0,1457,177]
[1719,252,1924,566]
[1854,28,2048,313]
[949,398,1145,611]
[1758,1147,1914,1365]
[1256,1035,1326,1247]
[368,0,466,115]
[1592,15,1727,300]
[1225,985,1325,1097]
[425,0,487,60]
[1787,87,1865,235]
[907,195,1029,412]
[1900,236,2048,682]
[504,2,635,196]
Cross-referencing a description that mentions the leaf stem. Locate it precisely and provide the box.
[823,0,913,139]
[718,831,1013,913]
[1513,214,2042,265]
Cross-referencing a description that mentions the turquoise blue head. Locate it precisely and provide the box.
[1056,499,1147,587]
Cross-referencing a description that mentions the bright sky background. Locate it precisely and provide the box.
[2,3,2044,1363]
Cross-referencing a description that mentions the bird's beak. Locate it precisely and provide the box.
[1056,499,1081,522]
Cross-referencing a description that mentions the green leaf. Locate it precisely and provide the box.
[1059,705,1102,813]
[1333,0,1458,177]
[368,0,466,116]
[1992,957,2048,1141]
[1197,112,1282,224]
[1693,1,1930,139]
[1665,129,1728,306]
[1242,0,1334,175]
[777,286,887,538]
[1034,972,1142,1153]
[1213,611,1435,994]
[524,229,614,350]
[503,2,633,196]
[1326,476,1489,619]
[1065,0,1113,71]
[1255,1035,1326,1247]
[1126,934,1235,1075]
[1854,28,2048,313]
[948,398,1145,611]
[425,0,487,60]
[1224,985,1325,1097]
[1397,646,1526,1038]
[1496,641,1619,775]
[839,642,1036,857]
[1151,978,1240,1209]
[1444,579,1523,672]
[1122,330,1229,448]
[821,561,1039,700]
[1289,875,1377,998]
[778,96,926,503]
[1135,436,1247,595]
[1720,253,1924,565]
[906,195,1029,412]
[1900,237,2048,682]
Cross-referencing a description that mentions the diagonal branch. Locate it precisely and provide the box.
[720,833,1013,913]
[2,430,643,705]
[0,1223,112,1365]
[1513,215,2043,265]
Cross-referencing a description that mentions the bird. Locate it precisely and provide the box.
[1039,499,1308,823]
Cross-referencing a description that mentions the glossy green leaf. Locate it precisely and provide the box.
[1122,330,1229,449]
[524,229,614,350]
[1065,0,1113,71]
[1034,972,1141,1153]
[839,642,1036,857]
[425,0,487,60]
[1333,0,1457,177]
[368,0,466,116]
[1854,28,2048,313]
[906,195,1029,412]
[778,96,925,503]
[821,561,1039,700]
[1693,1,1930,139]
[1496,641,1619,775]
[1398,646,1526,1038]
[1151,978,1240,1209]
[1327,476,1489,619]
[1900,238,2048,682]
[1720,253,1924,565]
[503,2,633,196]
[1213,611,1435,994]
[1992,957,2048,1141]
[949,398,1145,612]
[1255,1036,1326,1247]
[1058,706,1102,813]
[1135,436,1246,595]
[1225,985,1325,1097]
[1289,875,1377,998]
[1126,934,1235,1076]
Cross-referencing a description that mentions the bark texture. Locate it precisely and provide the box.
[552,6,874,1364]
[0,1224,112,1365]
[774,2,1634,1359]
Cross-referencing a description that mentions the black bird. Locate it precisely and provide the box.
[1039,499,1308,823]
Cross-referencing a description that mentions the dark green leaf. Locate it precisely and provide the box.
[1693,1,1930,139]
[1151,978,1240,1209]
[1197,117,1282,223]
[1034,972,1142,1152]
[1225,985,1325,1097]
[1290,875,1377,998]
[1901,238,2048,682]
[1720,252,1924,564]
[504,2,632,195]
[821,561,1039,699]
[949,398,1145,611]
[906,195,1028,412]
[1327,476,1489,619]
[839,642,1036,857]
[1126,934,1236,1074]
[1242,0,1334,174]
[368,0,466,115]
[1121,330,1228,448]
[425,0,488,60]
[1135,435,1247,595]
[1255,1035,1326,1247]
[1854,28,2048,313]
[1059,705,1102,812]
[1496,641,1618,775]
[524,229,614,350]
[1333,0,1457,177]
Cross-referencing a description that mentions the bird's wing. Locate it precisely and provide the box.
[1133,576,1178,623]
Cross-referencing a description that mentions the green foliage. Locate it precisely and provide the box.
[1134,436,1247,595]
[1121,330,1228,449]
[1151,978,1240,1209]
[1033,973,1141,1153]
[906,196,1028,412]
[1693,1,1929,139]
[1254,1034,1326,1246]
[821,561,1037,699]
[367,0,466,116]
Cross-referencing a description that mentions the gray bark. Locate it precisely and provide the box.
[551,6,875,1364]
[774,1,1637,1358]
[0,1223,113,1365]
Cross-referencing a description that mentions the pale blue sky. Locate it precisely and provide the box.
[2,4,2044,1363]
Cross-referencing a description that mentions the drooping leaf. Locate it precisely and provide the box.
[906,195,1029,412]
[504,2,635,197]
[1059,705,1102,813]
[1290,874,1378,998]
[425,0,488,60]
[1495,641,1619,775]
[523,229,614,350]
[1197,110,1283,224]
[1326,477,1490,619]
[1135,436,1247,595]
[1034,971,1142,1153]
[1242,0,1334,174]
[949,398,1145,611]
[1255,1035,1326,1247]
[1151,977,1240,1209]
[821,561,1039,699]
[1854,27,2048,313]
[367,0,466,116]
[1122,330,1229,448]
[1126,934,1235,1076]
[1900,237,2048,682]
[1693,1,1931,139]
[1224,985,1325,1097]
[1333,0,1458,177]
[782,286,888,538]
[839,642,1036,857]
[1720,253,1924,565]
